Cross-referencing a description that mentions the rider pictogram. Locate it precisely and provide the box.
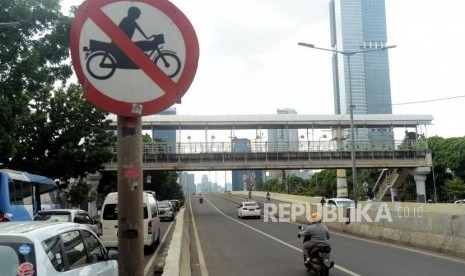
[83,6,181,80]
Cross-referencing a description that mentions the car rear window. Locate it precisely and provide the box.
[0,243,37,276]
[102,203,148,220]
[244,203,258,207]
[33,212,71,222]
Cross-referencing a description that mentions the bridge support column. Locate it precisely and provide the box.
[410,167,431,203]
[390,187,398,202]
[336,169,348,197]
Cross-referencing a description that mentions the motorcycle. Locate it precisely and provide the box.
[298,226,334,276]
[199,197,203,204]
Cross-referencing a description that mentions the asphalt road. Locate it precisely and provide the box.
[190,195,465,276]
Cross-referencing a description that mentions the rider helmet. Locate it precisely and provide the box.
[309,212,322,223]
[127,7,142,19]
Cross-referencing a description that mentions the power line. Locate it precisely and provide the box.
[392,95,465,106]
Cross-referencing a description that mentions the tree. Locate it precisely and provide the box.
[1,0,73,163]
[442,177,465,201]
[9,84,115,182]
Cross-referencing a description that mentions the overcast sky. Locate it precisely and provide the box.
[63,0,465,183]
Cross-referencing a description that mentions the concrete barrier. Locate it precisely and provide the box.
[162,205,191,275]
[216,192,465,259]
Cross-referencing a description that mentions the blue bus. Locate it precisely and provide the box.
[0,169,59,221]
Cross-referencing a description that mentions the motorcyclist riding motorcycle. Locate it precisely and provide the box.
[298,212,333,274]
[266,192,271,201]
[199,193,203,203]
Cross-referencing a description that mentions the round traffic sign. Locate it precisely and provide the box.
[70,0,199,116]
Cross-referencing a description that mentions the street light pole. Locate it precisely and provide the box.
[298,42,396,208]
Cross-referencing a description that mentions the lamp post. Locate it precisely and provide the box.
[298,42,396,208]
[318,134,327,151]
[187,135,191,153]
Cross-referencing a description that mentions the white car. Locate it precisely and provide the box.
[326,198,355,208]
[0,221,118,276]
[237,202,261,219]
[33,209,98,234]
[454,199,465,204]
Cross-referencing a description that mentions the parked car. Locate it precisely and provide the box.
[33,209,98,234]
[0,221,118,276]
[454,199,465,204]
[169,199,181,212]
[237,201,261,219]
[158,201,175,221]
[326,198,355,208]
[99,192,161,254]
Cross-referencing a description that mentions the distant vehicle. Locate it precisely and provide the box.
[33,209,98,234]
[237,201,261,219]
[99,192,161,254]
[326,198,355,208]
[454,199,465,204]
[0,169,59,221]
[158,201,175,221]
[170,200,181,212]
[0,221,118,276]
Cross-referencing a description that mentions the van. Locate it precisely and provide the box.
[98,192,161,254]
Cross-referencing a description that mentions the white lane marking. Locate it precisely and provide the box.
[191,197,210,276]
[205,197,362,276]
[144,212,175,276]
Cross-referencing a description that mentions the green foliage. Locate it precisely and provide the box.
[0,0,73,163]
[66,178,95,208]
[143,171,184,201]
[442,177,465,201]
[9,84,115,181]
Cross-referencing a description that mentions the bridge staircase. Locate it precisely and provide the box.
[372,168,409,201]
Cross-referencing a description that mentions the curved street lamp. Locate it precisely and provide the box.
[298,42,396,208]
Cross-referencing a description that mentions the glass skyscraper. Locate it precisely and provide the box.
[329,0,393,144]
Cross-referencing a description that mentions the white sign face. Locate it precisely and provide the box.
[79,1,186,103]
[70,0,199,116]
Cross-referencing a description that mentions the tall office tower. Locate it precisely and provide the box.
[231,138,263,191]
[152,107,177,153]
[329,0,394,144]
[268,108,299,152]
[267,108,299,179]
[179,172,195,195]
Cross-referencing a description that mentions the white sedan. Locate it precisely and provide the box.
[237,202,261,219]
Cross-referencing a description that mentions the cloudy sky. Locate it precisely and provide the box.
[63,0,465,184]
[63,0,465,139]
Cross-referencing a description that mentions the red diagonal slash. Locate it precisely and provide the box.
[87,7,177,94]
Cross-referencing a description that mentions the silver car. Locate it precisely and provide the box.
[33,209,98,234]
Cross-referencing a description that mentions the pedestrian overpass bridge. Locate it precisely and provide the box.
[103,113,433,172]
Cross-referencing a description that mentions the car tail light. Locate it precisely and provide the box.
[242,208,248,210]
[97,222,102,236]
[256,207,260,210]
[148,220,153,234]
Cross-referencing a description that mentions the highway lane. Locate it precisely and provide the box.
[191,195,465,276]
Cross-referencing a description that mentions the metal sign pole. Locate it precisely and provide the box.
[117,116,144,276]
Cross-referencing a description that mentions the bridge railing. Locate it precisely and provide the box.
[113,139,427,155]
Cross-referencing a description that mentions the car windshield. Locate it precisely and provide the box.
[158,202,171,208]
[0,243,37,276]
[103,204,148,219]
[33,212,71,222]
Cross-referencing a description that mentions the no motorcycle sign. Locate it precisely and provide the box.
[70,0,199,116]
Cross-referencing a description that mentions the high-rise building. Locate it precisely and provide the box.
[152,107,177,153]
[267,108,299,152]
[231,138,263,191]
[329,0,394,144]
[267,108,300,180]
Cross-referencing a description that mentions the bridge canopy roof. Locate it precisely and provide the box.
[108,114,433,130]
